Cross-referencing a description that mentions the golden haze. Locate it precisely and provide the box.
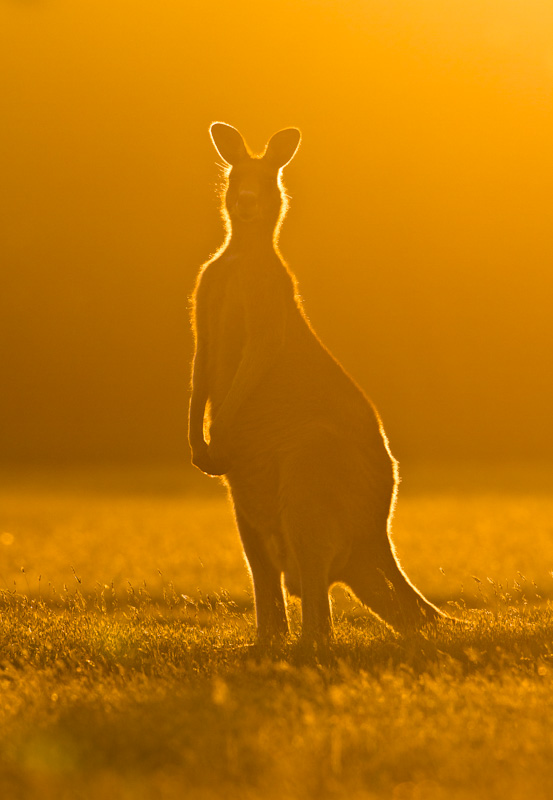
[0,0,551,463]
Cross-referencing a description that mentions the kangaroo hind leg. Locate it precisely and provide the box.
[234,508,289,643]
[282,520,333,648]
[279,440,351,647]
[295,544,333,647]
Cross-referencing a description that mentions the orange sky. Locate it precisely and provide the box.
[1,0,552,463]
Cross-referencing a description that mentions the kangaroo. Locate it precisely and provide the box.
[189,122,445,645]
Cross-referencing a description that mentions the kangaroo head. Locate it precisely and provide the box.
[210,122,301,228]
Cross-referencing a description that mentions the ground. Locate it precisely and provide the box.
[1,462,552,799]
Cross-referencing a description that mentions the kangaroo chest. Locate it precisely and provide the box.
[203,252,295,406]
[203,257,247,412]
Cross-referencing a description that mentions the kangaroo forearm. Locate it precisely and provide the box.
[211,341,279,432]
[189,381,209,447]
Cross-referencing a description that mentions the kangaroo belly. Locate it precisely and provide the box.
[232,330,388,462]
[227,417,395,587]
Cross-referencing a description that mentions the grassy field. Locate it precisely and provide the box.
[1,462,553,799]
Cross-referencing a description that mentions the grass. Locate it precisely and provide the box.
[1,461,553,799]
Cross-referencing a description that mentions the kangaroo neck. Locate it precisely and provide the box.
[226,222,278,260]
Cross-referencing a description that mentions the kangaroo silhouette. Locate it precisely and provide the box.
[189,122,445,645]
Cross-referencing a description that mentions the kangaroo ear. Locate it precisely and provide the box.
[264,128,301,168]
[210,122,249,166]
